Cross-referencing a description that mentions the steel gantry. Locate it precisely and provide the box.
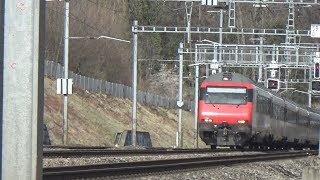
[132,0,320,148]
[134,26,312,37]
[187,43,318,81]
[152,0,319,5]
[132,20,319,149]
[181,43,319,66]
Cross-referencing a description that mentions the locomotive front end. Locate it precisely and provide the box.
[198,74,253,149]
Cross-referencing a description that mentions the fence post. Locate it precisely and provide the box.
[110,82,114,96]
[56,63,60,78]
[74,73,78,87]
[49,61,53,78]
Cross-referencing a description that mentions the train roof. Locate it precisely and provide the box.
[204,72,255,84]
[204,72,320,116]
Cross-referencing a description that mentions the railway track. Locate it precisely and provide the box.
[43,145,112,149]
[43,150,317,180]
[43,147,238,158]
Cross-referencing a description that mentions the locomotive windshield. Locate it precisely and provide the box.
[205,87,247,105]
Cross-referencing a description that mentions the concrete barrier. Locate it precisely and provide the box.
[302,167,320,180]
[114,130,152,148]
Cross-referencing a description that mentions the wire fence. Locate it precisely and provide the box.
[44,61,194,111]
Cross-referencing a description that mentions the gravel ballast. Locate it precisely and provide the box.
[43,151,320,179]
[43,151,265,167]
[130,156,320,180]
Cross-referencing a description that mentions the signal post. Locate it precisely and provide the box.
[266,62,280,92]
[312,53,320,92]
[311,51,320,157]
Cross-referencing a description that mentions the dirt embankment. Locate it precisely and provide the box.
[44,77,206,148]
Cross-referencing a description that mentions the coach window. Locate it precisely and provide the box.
[269,99,273,116]
[266,98,271,114]
[298,114,309,126]
[309,117,318,128]
[272,103,277,119]
[305,116,310,126]
[279,106,285,121]
[286,108,297,123]
[257,95,262,113]
[257,95,270,114]
[272,103,284,120]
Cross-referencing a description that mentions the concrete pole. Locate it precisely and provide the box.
[132,20,138,146]
[259,65,263,82]
[2,0,44,179]
[219,9,223,63]
[259,37,264,83]
[304,68,307,82]
[194,45,199,148]
[63,0,70,145]
[308,66,312,108]
[177,42,184,148]
[205,49,209,77]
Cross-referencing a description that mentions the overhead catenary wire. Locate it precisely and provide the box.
[85,0,128,13]
[69,36,130,43]
[46,7,104,34]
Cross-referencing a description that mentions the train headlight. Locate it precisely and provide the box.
[203,118,213,123]
[237,120,248,124]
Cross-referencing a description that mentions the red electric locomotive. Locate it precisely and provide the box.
[198,72,253,149]
[198,72,320,150]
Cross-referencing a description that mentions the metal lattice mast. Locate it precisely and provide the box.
[252,3,264,82]
[185,1,193,43]
[286,0,296,44]
[284,0,295,89]
[228,0,236,28]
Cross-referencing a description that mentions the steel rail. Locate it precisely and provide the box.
[43,145,112,149]
[43,150,317,180]
[43,148,237,158]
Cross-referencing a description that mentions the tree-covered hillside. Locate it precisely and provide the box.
[45,0,320,105]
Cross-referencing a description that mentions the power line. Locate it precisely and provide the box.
[47,7,104,34]
[85,0,128,13]
[172,3,202,11]
[46,7,130,43]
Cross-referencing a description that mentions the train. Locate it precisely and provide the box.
[198,72,320,150]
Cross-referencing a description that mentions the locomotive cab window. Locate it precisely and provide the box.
[205,87,248,105]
